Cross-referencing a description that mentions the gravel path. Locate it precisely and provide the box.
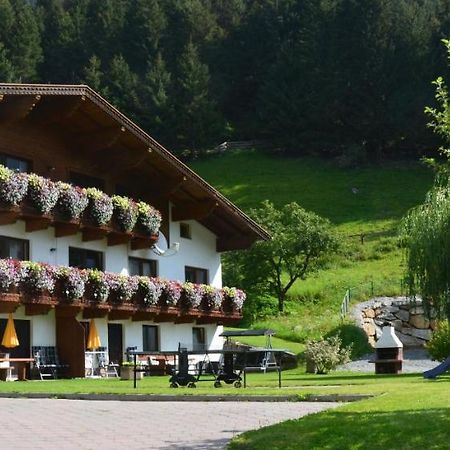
[338,348,436,373]
[0,398,341,450]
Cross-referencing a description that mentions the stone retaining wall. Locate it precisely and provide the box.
[352,296,436,347]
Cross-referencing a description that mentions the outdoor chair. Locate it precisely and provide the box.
[97,348,119,378]
[32,346,67,380]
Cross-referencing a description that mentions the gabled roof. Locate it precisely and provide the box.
[0,83,270,251]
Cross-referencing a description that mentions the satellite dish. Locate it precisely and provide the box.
[152,232,180,257]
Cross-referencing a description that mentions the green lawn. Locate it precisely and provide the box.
[190,152,434,345]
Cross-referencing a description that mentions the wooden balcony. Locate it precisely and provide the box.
[0,204,158,249]
[0,291,242,325]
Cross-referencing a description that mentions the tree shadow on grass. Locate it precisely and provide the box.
[229,407,450,450]
[285,372,424,383]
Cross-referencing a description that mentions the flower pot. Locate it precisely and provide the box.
[120,365,143,380]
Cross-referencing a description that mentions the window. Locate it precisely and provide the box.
[180,223,191,239]
[143,325,159,352]
[69,247,104,270]
[192,327,206,351]
[0,153,30,172]
[185,266,208,284]
[0,236,29,260]
[69,172,105,190]
[129,257,157,277]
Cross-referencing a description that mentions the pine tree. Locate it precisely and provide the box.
[105,54,140,121]
[83,55,104,92]
[175,40,223,150]
[123,0,167,74]
[142,53,173,143]
[9,0,42,81]
[0,42,15,82]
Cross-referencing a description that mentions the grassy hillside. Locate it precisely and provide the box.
[190,151,434,345]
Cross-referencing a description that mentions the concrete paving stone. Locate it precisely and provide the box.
[0,398,340,450]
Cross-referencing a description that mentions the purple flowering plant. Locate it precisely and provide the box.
[202,285,223,310]
[0,165,28,206]
[27,173,59,214]
[222,287,246,310]
[106,273,139,303]
[86,188,114,226]
[161,279,182,306]
[182,282,204,308]
[138,277,162,306]
[56,266,86,300]
[0,258,19,292]
[20,261,55,294]
[112,195,138,232]
[137,201,162,235]
[86,269,110,302]
[57,182,88,219]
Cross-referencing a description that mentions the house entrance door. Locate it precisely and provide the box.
[108,324,123,365]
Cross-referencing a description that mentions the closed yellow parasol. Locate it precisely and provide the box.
[1,314,19,348]
[87,319,101,350]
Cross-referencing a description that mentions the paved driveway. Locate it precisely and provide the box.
[0,398,339,449]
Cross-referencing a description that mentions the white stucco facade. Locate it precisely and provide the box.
[0,211,225,358]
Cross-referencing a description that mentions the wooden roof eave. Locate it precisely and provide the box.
[0,84,271,248]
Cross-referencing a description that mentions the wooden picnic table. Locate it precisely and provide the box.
[0,358,34,381]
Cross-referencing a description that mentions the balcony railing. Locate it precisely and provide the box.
[0,259,245,324]
[0,165,161,249]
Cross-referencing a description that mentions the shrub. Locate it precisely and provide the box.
[427,322,450,361]
[203,285,223,310]
[137,201,162,235]
[20,261,55,294]
[56,266,86,300]
[0,165,28,205]
[182,282,204,308]
[57,182,88,219]
[86,269,110,302]
[112,195,138,232]
[107,273,139,303]
[304,335,351,374]
[0,259,19,291]
[85,188,113,226]
[161,279,182,306]
[27,173,59,214]
[138,277,162,305]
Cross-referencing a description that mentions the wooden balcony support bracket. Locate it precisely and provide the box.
[0,95,42,123]
[81,226,108,242]
[195,316,217,325]
[77,126,126,152]
[0,296,20,314]
[54,221,80,238]
[132,311,156,322]
[55,304,83,318]
[172,200,218,222]
[108,309,135,321]
[174,314,197,324]
[0,210,18,225]
[25,303,54,316]
[24,216,52,232]
[130,235,157,250]
[107,231,132,246]
[82,305,111,319]
[153,313,177,323]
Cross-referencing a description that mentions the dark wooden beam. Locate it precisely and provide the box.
[77,126,126,152]
[132,311,156,321]
[25,303,54,316]
[24,216,52,232]
[55,304,83,318]
[109,310,134,321]
[216,236,255,252]
[82,306,110,319]
[54,221,80,238]
[107,232,132,246]
[174,315,197,324]
[28,96,85,125]
[0,95,41,123]
[172,200,217,222]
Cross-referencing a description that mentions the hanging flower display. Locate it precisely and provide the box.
[27,173,59,214]
[56,182,88,219]
[0,165,28,206]
[19,261,55,294]
[86,269,110,302]
[112,195,138,232]
[182,282,204,308]
[161,279,182,306]
[0,259,19,292]
[137,201,162,235]
[85,188,114,226]
[202,285,223,310]
[106,273,139,303]
[56,266,86,300]
[138,277,162,306]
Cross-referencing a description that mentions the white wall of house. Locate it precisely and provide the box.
[0,218,224,357]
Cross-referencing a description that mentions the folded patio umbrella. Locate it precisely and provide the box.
[87,319,101,350]
[1,314,19,348]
